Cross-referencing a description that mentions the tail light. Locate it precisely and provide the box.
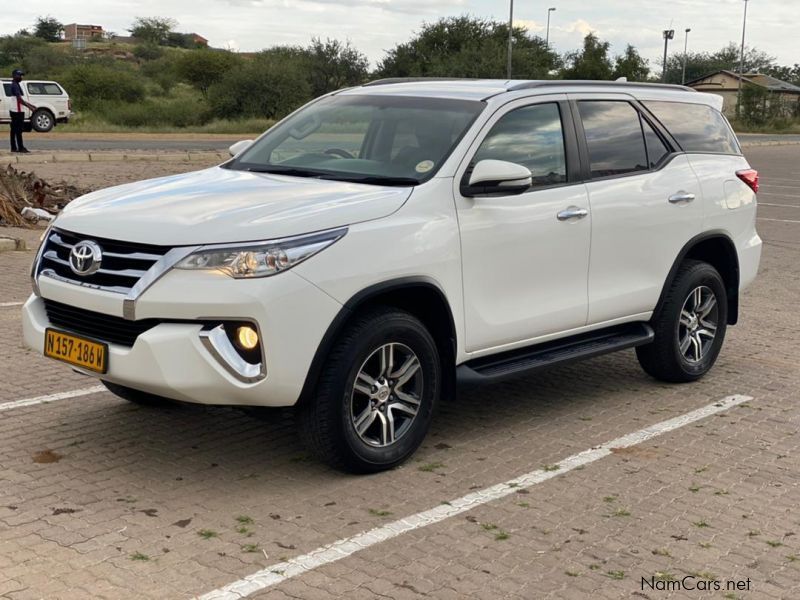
[736,169,759,194]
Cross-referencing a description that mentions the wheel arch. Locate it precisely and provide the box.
[656,231,740,325]
[298,276,457,404]
[32,107,56,131]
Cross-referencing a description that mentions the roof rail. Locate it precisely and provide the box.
[363,77,471,87]
[507,80,696,93]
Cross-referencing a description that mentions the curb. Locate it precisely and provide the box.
[0,151,228,165]
[740,141,800,148]
[0,236,26,253]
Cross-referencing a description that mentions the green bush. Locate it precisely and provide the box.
[95,96,212,128]
[133,43,164,61]
[208,55,311,120]
[176,49,243,97]
[60,63,145,109]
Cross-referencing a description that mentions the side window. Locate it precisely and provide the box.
[3,83,12,97]
[473,103,567,187]
[643,101,740,154]
[578,101,648,178]
[641,117,671,168]
[43,83,63,95]
[27,83,45,95]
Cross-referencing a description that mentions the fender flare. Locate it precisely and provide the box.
[297,276,457,403]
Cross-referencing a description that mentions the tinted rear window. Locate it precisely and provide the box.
[27,82,63,95]
[643,101,740,155]
[578,100,648,178]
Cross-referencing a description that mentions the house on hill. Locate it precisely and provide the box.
[64,23,104,41]
[686,70,800,117]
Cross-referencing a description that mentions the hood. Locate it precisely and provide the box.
[56,167,413,245]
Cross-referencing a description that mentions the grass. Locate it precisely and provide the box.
[689,484,701,493]
[236,516,254,525]
[654,571,676,582]
[651,548,671,557]
[59,112,274,135]
[606,570,625,580]
[611,508,631,517]
[494,530,510,541]
[241,543,260,553]
[198,529,218,539]
[766,540,784,548]
[732,118,800,134]
[418,462,445,472]
[565,569,580,577]
[542,464,560,472]
[693,520,710,528]
[368,508,392,517]
[130,552,150,561]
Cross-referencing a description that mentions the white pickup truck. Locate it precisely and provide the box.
[0,78,72,132]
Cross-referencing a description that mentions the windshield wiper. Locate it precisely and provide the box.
[325,175,419,187]
[244,165,326,178]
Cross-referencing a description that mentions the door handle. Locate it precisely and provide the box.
[668,192,696,203]
[557,206,589,221]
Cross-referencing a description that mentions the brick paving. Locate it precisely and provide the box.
[0,146,798,599]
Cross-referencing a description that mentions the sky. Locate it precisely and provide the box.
[5,0,798,71]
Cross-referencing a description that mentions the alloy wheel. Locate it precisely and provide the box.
[678,285,718,363]
[350,342,423,447]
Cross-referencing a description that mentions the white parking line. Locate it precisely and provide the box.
[0,385,104,412]
[196,394,753,600]
[0,301,24,308]
[758,217,800,224]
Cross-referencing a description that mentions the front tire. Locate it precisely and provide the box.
[32,109,54,133]
[298,307,440,473]
[637,260,727,382]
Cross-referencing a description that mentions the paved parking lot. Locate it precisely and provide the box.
[1,145,799,599]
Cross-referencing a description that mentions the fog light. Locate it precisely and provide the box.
[236,325,259,350]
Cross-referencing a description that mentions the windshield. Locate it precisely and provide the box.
[228,94,485,185]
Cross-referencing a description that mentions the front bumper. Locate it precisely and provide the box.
[22,269,342,407]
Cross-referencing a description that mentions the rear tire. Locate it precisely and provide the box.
[102,381,176,407]
[298,307,440,473]
[32,109,54,133]
[637,260,727,382]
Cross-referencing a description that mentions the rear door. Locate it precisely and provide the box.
[0,82,10,122]
[570,93,703,325]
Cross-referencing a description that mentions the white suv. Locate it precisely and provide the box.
[1,78,72,132]
[23,79,761,472]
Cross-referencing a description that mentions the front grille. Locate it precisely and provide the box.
[38,229,171,294]
[44,299,161,347]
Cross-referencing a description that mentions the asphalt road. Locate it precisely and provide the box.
[12,132,800,153]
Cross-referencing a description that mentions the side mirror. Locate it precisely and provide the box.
[462,159,532,197]
[229,139,254,157]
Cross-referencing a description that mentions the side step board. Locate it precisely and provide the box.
[457,322,654,383]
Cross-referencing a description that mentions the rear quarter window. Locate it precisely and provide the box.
[27,82,63,95]
[643,101,740,155]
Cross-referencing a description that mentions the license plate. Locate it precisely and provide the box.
[44,328,108,373]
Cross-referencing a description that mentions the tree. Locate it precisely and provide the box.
[766,63,800,86]
[308,38,369,96]
[60,63,145,110]
[560,33,613,80]
[208,54,311,120]
[176,49,242,97]
[377,16,559,79]
[612,45,649,81]
[33,16,64,42]
[664,43,776,84]
[0,34,47,65]
[129,17,177,45]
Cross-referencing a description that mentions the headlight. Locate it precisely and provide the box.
[175,228,346,279]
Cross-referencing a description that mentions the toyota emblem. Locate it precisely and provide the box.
[69,240,103,276]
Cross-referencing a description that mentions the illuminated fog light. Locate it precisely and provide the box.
[236,325,259,350]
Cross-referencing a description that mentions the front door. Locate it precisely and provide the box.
[455,97,591,352]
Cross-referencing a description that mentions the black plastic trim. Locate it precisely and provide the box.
[297,276,457,404]
[653,230,740,325]
[458,322,654,383]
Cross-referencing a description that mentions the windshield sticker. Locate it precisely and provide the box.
[415,160,434,173]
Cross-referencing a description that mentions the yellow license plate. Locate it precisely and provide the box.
[44,328,108,373]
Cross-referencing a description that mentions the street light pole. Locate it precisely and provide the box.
[736,0,749,119]
[661,29,675,83]
[546,7,556,48]
[507,0,514,79]
[681,28,691,84]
